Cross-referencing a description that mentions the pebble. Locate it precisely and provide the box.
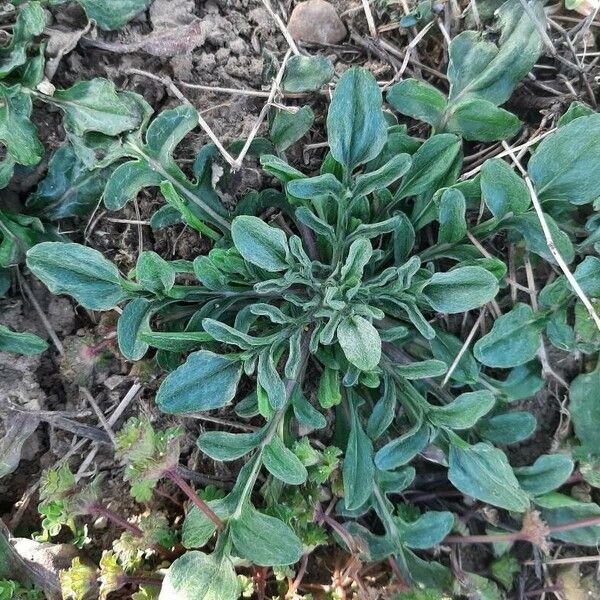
[288,0,347,45]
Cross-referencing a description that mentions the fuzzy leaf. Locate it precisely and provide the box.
[282,55,334,92]
[423,266,499,314]
[0,324,47,355]
[0,85,43,167]
[343,400,374,510]
[27,146,112,219]
[387,79,447,126]
[536,493,600,546]
[231,216,289,272]
[263,436,308,485]
[448,441,530,512]
[445,98,520,141]
[26,242,126,310]
[270,105,314,151]
[480,158,530,219]
[76,0,153,31]
[156,351,242,414]
[337,315,381,371]
[528,114,600,205]
[159,551,239,600]
[428,391,495,430]
[352,153,412,197]
[514,454,574,496]
[474,303,542,368]
[447,1,543,105]
[327,67,387,171]
[230,506,303,566]
[398,511,454,549]
[53,79,145,136]
[569,361,600,457]
[375,424,429,471]
[437,188,467,243]
[477,412,536,445]
[197,430,264,461]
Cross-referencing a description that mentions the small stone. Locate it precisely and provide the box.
[103,374,124,390]
[288,0,347,45]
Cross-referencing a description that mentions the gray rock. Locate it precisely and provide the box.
[288,0,347,45]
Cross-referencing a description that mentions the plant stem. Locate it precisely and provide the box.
[88,504,144,537]
[444,514,600,545]
[118,575,164,587]
[165,468,225,530]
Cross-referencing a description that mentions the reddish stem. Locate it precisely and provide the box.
[88,504,144,537]
[165,468,225,530]
[444,514,600,545]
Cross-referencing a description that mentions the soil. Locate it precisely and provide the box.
[1,0,599,598]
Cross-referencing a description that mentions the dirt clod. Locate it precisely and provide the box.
[288,0,347,45]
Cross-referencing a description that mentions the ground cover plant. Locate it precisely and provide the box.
[2,0,600,598]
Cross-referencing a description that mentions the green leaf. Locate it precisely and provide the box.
[446,1,543,106]
[343,399,375,510]
[448,441,530,512]
[395,134,462,203]
[445,99,520,142]
[257,348,286,410]
[327,67,387,172]
[536,493,600,546]
[104,160,163,211]
[117,298,153,360]
[135,251,175,294]
[26,146,111,219]
[270,105,314,152]
[159,551,240,600]
[0,211,54,268]
[398,511,454,549]
[260,154,306,182]
[473,303,542,368]
[430,329,479,385]
[387,79,447,127]
[197,430,264,461]
[480,158,530,219]
[569,361,600,456]
[514,454,573,496]
[423,266,499,314]
[375,423,430,471]
[139,330,212,352]
[281,55,334,92]
[52,79,145,136]
[0,324,47,355]
[231,216,289,272]
[0,2,45,78]
[230,506,303,566]
[428,391,495,430]
[558,101,595,126]
[26,242,126,310]
[263,436,308,485]
[506,211,575,264]
[352,154,412,197]
[367,375,396,440]
[287,173,344,199]
[477,412,536,445]
[394,360,447,380]
[437,188,466,243]
[156,351,242,414]
[76,0,153,31]
[340,238,372,285]
[317,366,342,409]
[337,315,381,371]
[0,85,43,167]
[528,114,600,205]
